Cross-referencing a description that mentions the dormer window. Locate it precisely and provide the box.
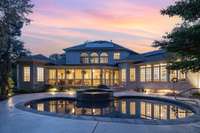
[90,52,99,64]
[80,53,89,64]
[100,52,108,64]
[114,52,120,60]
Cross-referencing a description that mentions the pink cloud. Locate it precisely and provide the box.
[22,0,179,56]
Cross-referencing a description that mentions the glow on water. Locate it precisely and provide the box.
[26,98,194,120]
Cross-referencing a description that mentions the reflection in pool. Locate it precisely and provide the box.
[26,98,193,120]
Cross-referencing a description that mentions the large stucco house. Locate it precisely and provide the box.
[17,40,200,93]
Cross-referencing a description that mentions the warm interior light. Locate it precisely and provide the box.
[144,89,175,95]
[48,88,57,92]
[66,90,75,95]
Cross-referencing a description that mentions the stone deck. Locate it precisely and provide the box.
[0,92,200,133]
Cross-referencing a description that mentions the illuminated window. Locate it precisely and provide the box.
[178,71,186,80]
[146,103,152,117]
[84,69,92,79]
[114,70,119,84]
[100,52,108,63]
[153,65,160,81]
[90,52,99,64]
[23,66,30,82]
[160,105,167,120]
[57,69,65,79]
[83,69,92,86]
[154,104,160,119]
[170,106,177,119]
[140,102,146,118]
[130,102,135,115]
[146,65,152,82]
[49,69,56,79]
[160,64,167,81]
[66,69,74,79]
[92,69,101,86]
[178,108,186,118]
[93,69,101,79]
[80,53,89,64]
[37,103,44,111]
[121,69,126,82]
[130,68,135,81]
[37,67,44,82]
[75,69,82,79]
[121,100,126,113]
[49,101,56,112]
[170,70,177,81]
[114,52,120,60]
[170,70,186,81]
[140,66,145,82]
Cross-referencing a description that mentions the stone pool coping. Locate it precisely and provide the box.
[15,93,200,125]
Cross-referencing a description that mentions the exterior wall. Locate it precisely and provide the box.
[17,61,46,89]
[65,50,133,65]
[187,72,200,88]
[18,63,34,89]
[120,61,193,92]
[17,60,198,92]
[65,51,81,64]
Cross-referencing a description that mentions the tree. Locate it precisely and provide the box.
[153,0,200,72]
[0,0,33,97]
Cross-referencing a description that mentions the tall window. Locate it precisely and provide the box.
[170,70,177,81]
[49,69,56,79]
[146,65,152,81]
[80,53,89,64]
[23,66,30,82]
[170,70,186,81]
[114,52,120,60]
[75,69,82,79]
[100,52,108,63]
[178,71,186,80]
[90,52,99,64]
[121,69,126,82]
[140,66,145,82]
[66,69,74,79]
[83,69,92,86]
[160,64,167,81]
[130,68,135,81]
[130,102,136,115]
[153,65,160,81]
[57,69,65,79]
[92,69,101,86]
[84,69,92,79]
[37,67,44,82]
[114,70,119,85]
[121,100,126,113]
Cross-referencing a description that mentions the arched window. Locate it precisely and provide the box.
[100,52,108,63]
[90,52,99,64]
[80,53,89,64]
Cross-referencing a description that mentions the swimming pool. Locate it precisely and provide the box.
[20,95,197,125]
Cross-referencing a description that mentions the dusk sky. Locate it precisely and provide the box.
[22,0,180,56]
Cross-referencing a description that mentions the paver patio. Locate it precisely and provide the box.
[0,92,200,133]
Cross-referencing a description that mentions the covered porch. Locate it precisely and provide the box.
[46,65,120,87]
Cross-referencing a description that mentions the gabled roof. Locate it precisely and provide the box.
[64,40,138,54]
[120,50,168,63]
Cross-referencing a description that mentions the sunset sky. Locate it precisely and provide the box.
[22,0,180,56]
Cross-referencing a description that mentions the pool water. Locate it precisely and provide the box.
[26,97,194,120]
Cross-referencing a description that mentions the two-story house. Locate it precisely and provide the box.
[17,40,200,93]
